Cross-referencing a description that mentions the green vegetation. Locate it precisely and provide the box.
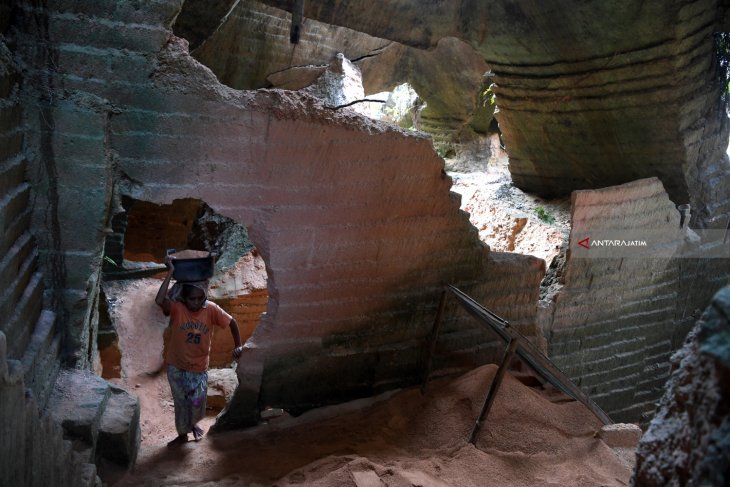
[481,83,496,107]
[435,143,456,159]
[103,256,118,267]
[535,206,555,224]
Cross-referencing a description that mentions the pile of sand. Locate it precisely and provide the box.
[104,279,631,487]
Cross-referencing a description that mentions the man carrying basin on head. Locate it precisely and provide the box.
[155,254,243,445]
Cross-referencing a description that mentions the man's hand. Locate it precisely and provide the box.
[155,256,176,314]
[232,346,243,359]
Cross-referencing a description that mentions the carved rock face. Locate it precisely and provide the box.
[182,1,492,152]
[632,285,730,486]
[253,0,730,227]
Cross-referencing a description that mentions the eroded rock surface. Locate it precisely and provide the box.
[540,178,729,422]
[11,0,517,429]
[257,0,730,228]
[206,367,238,411]
[188,0,492,148]
[632,285,730,486]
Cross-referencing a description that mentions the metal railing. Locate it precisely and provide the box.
[421,285,613,444]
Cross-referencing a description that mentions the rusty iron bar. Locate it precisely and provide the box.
[446,285,613,426]
[469,337,519,444]
[420,289,448,394]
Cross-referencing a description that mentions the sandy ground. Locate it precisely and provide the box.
[101,279,632,487]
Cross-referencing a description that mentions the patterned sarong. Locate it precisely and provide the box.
[167,364,208,436]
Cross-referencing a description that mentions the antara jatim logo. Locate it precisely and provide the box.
[576,236,647,249]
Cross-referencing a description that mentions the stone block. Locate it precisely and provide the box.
[597,423,643,448]
[46,369,111,446]
[48,14,170,54]
[97,385,140,467]
[206,367,238,411]
[0,183,30,232]
[55,46,111,82]
[37,250,99,296]
[0,246,34,318]
[19,309,56,380]
[55,189,110,251]
[109,50,156,83]
[0,155,25,197]
[0,104,21,140]
[51,0,182,26]
[0,231,33,287]
[2,271,43,359]
[55,162,111,198]
[53,131,106,164]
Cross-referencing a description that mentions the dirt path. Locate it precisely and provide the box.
[101,279,632,487]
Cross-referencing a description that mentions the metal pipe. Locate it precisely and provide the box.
[469,338,519,444]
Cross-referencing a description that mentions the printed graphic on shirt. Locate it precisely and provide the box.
[179,321,209,344]
[167,301,232,372]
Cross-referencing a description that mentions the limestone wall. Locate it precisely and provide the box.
[114,39,501,419]
[9,0,536,428]
[0,15,99,484]
[489,0,728,212]
[632,285,730,486]
[13,0,181,368]
[188,1,492,148]
[1,333,99,487]
[9,0,723,433]
[257,0,730,230]
[542,178,729,423]
[0,17,37,360]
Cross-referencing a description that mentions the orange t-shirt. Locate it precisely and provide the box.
[165,301,232,373]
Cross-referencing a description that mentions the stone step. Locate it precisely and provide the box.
[46,369,141,470]
[0,205,30,257]
[0,154,26,197]
[0,182,30,234]
[46,369,112,453]
[21,310,62,411]
[96,385,140,467]
[0,230,33,287]
[0,241,37,324]
[5,269,44,360]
